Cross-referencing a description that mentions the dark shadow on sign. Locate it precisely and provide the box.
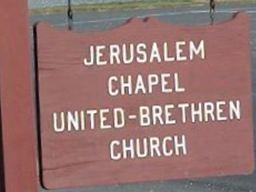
[0,106,6,191]
[252,55,256,170]
[32,22,45,189]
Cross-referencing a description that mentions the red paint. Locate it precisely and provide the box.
[0,0,38,192]
[36,12,254,190]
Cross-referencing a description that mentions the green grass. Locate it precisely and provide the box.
[30,0,256,15]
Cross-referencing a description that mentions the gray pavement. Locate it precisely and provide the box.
[30,4,256,192]
[28,0,135,9]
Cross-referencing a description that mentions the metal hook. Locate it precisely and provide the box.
[210,0,216,25]
[67,0,73,30]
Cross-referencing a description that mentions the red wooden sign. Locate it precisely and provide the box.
[35,12,254,190]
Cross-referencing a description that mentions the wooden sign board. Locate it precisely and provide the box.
[35,12,254,190]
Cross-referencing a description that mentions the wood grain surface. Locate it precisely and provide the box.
[0,1,38,192]
[35,12,254,190]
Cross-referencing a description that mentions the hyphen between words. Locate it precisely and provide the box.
[51,40,242,160]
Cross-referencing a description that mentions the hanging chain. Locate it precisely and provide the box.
[210,0,216,25]
[67,0,73,30]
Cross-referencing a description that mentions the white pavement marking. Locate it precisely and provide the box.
[29,7,256,28]
[53,8,256,26]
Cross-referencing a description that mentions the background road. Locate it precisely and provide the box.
[29,0,136,9]
[30,4,256,192]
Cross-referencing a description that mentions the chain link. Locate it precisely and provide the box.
[67,0,73,30]
[210,0,216,25]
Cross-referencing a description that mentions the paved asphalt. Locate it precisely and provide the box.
[30,4,256,192]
